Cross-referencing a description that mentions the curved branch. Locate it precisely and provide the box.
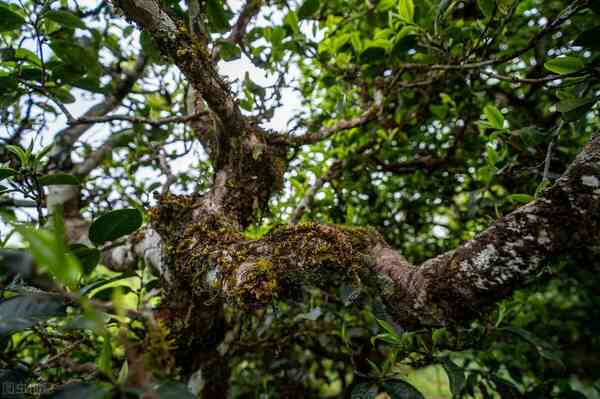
[117,0,247,136]
[270,104,379,146]
[150,134,600,330]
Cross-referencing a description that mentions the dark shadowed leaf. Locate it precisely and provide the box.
[88,208,143,246]
[0,168,16,180]
[206,0,230,32]
[48,382,111,399]
[477,0,495,19]
[574,26,600,51]
[381,380,425,399]
[0,249,33,279]
[69,244,100,275]
[556,98,595,113]
[351,383,377,399]
[298,0,320,19]
[492,376,521,399]
[44,10,85,29]
[217,40,241,61]
[154,381,196,399]
[441,357,466,398]
[38,173,80,186]
[0,2,26,32]
[0,294,66,335]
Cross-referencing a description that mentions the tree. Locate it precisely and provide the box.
[0,0,599,397]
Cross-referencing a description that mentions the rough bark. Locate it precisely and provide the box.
[147,135,600,335]
[118,0,286,228]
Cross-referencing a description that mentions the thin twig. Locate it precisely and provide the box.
[271,104,379,146]
[67,111,208,127]
[17,79,75,122]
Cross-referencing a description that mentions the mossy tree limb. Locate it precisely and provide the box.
[149,134,600,335]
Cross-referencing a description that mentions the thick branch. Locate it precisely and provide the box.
[150,134,600,330]
[117,0,247,137]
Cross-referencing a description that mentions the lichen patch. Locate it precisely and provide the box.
[581,175,600,188]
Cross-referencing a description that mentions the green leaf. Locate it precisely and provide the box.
[294,306,322,321]
[118,360,129,385]
[382,380,425,399]
[50,382,111,399]
[0,294,66,335]
[97,335,113,378]
[284,10,300,34]
[15,48,42,65]
[508,193,534,204]
[79,274,135,297]
[398,0,415,22]
[38,173,80,186]
[297,0,320,19]
[556,98,595,113]
[0,2,26,32]
[206,0,230,32]
[511,126,545,146]
[376,318,399,335]
[6,144,29,166]
[154,381,197,399]
[378,0,396,11]
[544,56,586,74]
[0,168,16,180]
[500,327,564,366]
[69,244,101,275]
[49,40,94,71]
[440,357,466,398]
[496,0,512,14]
[18,227,82,288]
[217,40,241,61]
[574,26,600,51]
[478,0,496,19]
[49,87,76,104]
[44,10,85,29]
[484,104,504,129]
[351,383,377,399]
[88,208,143,246]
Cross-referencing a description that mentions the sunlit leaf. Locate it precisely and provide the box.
[398,0,415,22]
[544,56,586,74]
[484,104,504,129]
